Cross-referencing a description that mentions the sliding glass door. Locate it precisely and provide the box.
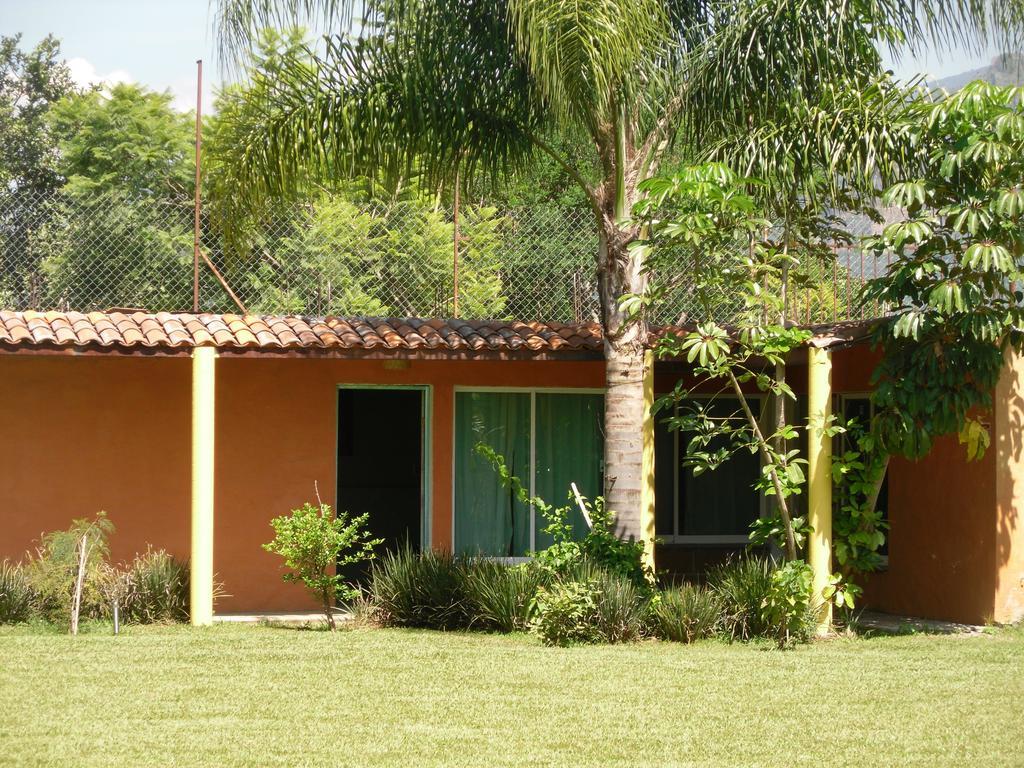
[454,390,603,557]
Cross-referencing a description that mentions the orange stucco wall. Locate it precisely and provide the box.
[0,355,191,569]
[865,437,999,623]
[214,356,602,610]
[1,344,1020,622]
[830,345,1010,623]
[0,353,603,613]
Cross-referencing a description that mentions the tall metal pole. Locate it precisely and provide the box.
[452,170,460,318]
[193,59,203,313]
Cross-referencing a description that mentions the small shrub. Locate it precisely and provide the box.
[463,559,545,632]
[26,513,114,625]
[708,555,774,641]
[710,555,817,644]
[120,549,190,624]
[264,501,382,630]
[0,561,34,624]
[534,493,651,588]
[531,561,649,646]
[531,579,601,646]
[762,560,816,647]
[370,544,468,629]
[653,584,720,643]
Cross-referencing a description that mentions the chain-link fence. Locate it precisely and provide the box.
[0,188,891,325]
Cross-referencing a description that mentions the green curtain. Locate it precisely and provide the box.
[534,393,604,549]
[454,391,531,556]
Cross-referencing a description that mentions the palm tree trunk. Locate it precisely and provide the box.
[597,225,648,539]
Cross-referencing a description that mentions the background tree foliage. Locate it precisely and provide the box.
[0,34,75,306]
[0,32,522,316]
[865,82,1024,460]
[40,83,196,310]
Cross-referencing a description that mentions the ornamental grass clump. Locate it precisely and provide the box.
[120,549,191,624]
[708,555,775,641]
[463,559,545,632]
[0,561,34,624]
[585,563,649,644]
[370,543,469,630]
[653,583,720,643]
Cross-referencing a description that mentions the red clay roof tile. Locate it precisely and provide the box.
[0,311,609,355]
[2,312,868,355]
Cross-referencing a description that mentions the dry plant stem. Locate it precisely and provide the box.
[71,533,89,636]
[324,588,336,631]
[727,370,798,560]
[774,227,791,472]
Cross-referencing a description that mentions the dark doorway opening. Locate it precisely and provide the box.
[337,387,424,584]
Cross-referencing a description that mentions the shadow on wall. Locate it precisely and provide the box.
[995,352,1024,623]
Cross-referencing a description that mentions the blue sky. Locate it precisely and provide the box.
[2,0,1005,112]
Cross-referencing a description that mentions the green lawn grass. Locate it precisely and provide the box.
[1,623,1021,767]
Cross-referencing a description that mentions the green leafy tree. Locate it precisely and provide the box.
[864,81,1024,463]
[212,0,1020,532]
[0,34,75,306]
[49,83,194,199]
[838,82,1024,593]
[39,83,196,310]
[0,34,73,194]
[263,501,382,630]
[206,36,509,317]
[638,164,835,561]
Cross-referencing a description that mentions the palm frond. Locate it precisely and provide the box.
[507,0,671,128]
[214,0,359,66]
[661,0,1024,171]
[212,16,546,210]
[707,75,929,209]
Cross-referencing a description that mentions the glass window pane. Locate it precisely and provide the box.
[454,392,532,556]
[654,403,676,536]
[534,393,604,549]
[679,399,761,536]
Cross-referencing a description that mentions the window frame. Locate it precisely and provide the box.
[451,386,605,556]
[657,393,768,545]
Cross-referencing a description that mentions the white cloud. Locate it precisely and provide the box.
[66,57,135,92]
[64,57,213,113]
[167,75,213,113]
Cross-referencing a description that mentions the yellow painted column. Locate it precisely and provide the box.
[190,345,216,626]
[807,345,833,635]
[640,349,657,574]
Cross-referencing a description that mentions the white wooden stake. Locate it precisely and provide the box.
[71,533,88,636]
[571,483,593,529]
